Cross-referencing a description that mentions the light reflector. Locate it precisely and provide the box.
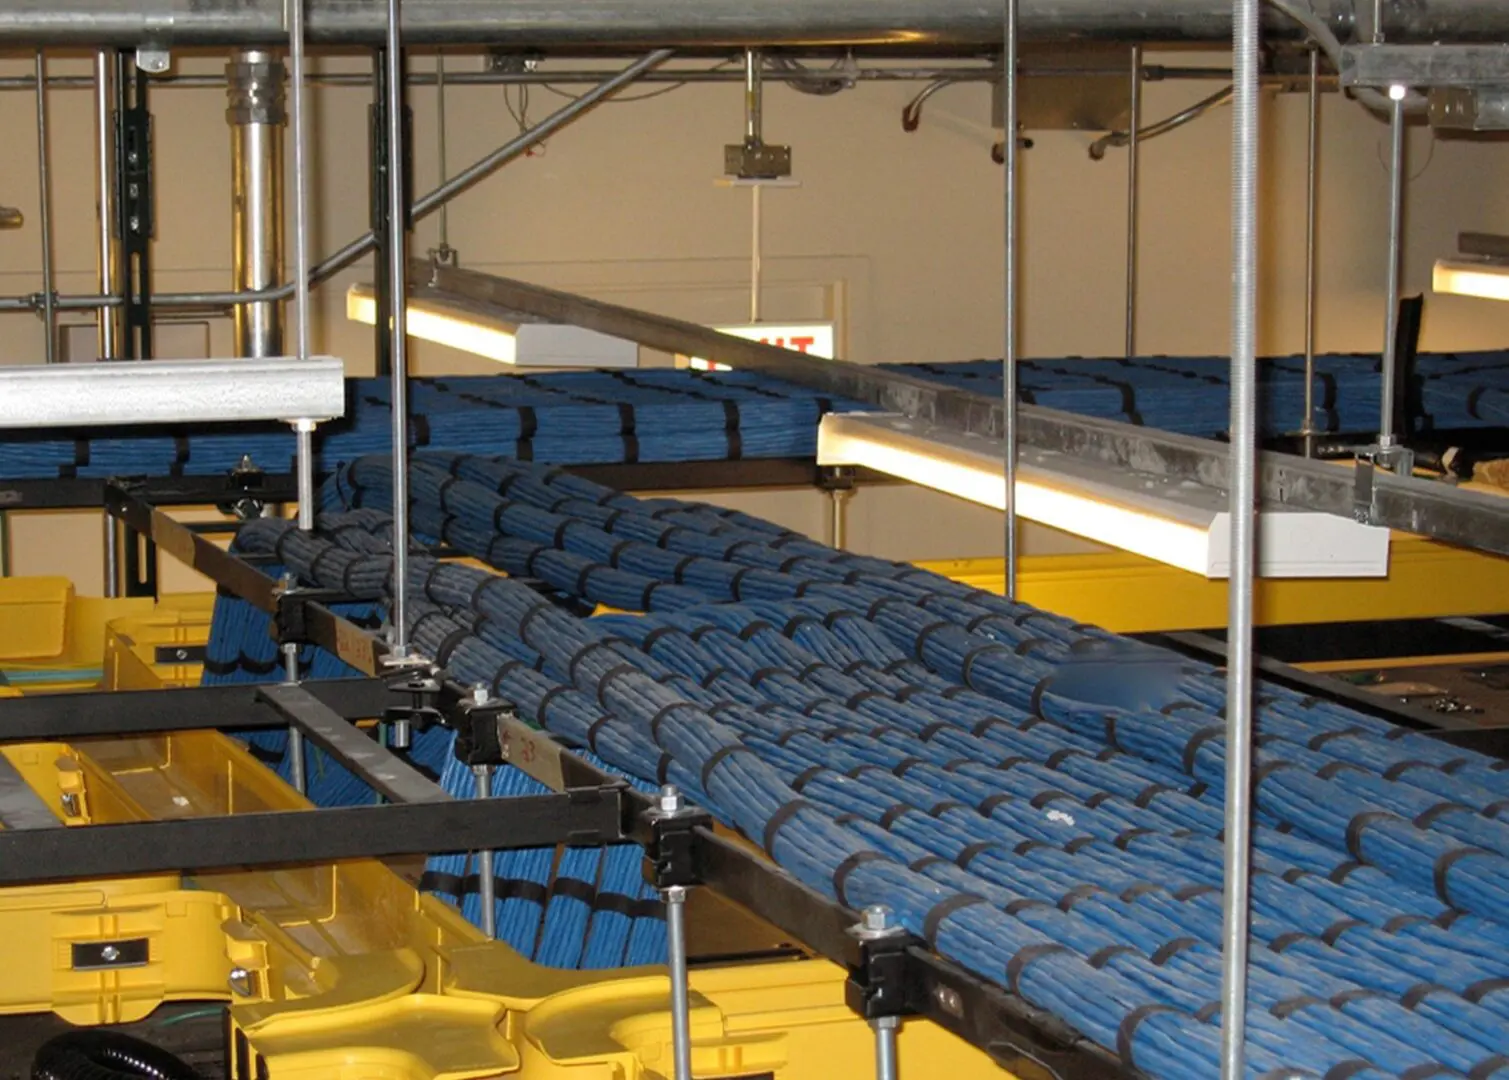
[346,283,637,368]
[1433,258,1509,302]
[818,412,1389,579]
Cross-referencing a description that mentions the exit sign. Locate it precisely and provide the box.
[686,322,836,371]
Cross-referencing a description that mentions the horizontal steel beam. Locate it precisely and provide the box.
[15,0,1509,47]
[1340,43,1509,88]
[258,683,451,805]
[0,791,624,885]
[0,357,345,430]
[431,265,1509,557]
[0,679,393,743]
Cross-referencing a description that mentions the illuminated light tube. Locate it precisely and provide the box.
[0,356,345,430]
[818,412,1390,579]
[347,283,637,368]
[1433,258,1509,302]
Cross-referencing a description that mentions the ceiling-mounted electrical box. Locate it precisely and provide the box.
[995,47,1134,132]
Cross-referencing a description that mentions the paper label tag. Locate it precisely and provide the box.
[498,715,566,792]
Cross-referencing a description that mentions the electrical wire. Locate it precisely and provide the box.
[1089,85,1235,160]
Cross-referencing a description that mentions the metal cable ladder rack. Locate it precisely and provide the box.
[1,474,1506,1079]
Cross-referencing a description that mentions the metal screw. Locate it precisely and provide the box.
[658,784,684,815]
[60,792,80,817]
[390,717,413,750]
[472,682,490,706]
[99,945,120,962]
[862,904,892,933]
[227,967,253,996]
[933,984,963,1016]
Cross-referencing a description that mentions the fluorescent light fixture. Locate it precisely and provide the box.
[347,283,637,368]
[686,322,836,371]
[818,412,1389,579]
[0,356,345,430]
[1433,258,1509,302]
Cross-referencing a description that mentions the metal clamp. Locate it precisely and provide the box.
[644,785,710,1080]
[444,682,509,766]
[846,905,914,1080]
[642,785,712,891]
[382,670,444,750]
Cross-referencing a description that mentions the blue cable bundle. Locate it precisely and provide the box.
[200,527,667,969]
[888,350,1509,437]
[201,452,1509,1079]
[8,349,1509,484]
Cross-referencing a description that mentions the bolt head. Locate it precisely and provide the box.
[658,784,683,815]
[227,967,253,996]
[472,683,490,706]
[99,945,120,962]
[862,904,892,932]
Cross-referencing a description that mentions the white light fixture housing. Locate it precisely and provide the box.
[0,356,346,429]
[346,282,638,368]
[818,412,1390,579]
[1433,258,1509,303]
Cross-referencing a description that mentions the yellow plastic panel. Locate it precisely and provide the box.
[102,597,214,690]
[922,534,1509,633]
[0,576,70,660]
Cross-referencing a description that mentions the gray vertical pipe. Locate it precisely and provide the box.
[1220,0,1259,1076]
[96,50,120,597]
[1001,0,1019,601]
[386,0,413,657]
[473,763,496,938]
[94,51,118,361]
[1379,89,1406,448]
[665,884,692,1080]
[1302,46,1319,457]
[1124,44,1140,361]
[228,49,286,359]
[288,0,316,530]
[34,50,55,365]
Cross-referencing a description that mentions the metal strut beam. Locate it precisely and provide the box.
[419,263,1509,558]
[6,0,1509,47]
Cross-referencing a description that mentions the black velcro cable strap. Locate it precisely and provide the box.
[1182,724,1225,775]
[1401,982,1450,1010]
[1469,1057,1509,1080]
[700,743,755,791]
[722,400,743,460]
[1269,994,1325,1020]
[921,893,987,947]
[762,799,814,855]
[1464,978,1509,1004]
[1413,801,1471,829]
[831,849,885,906]
[1434,846,1492,908]
[1324,1063,1379,1080]
[1088,945,1135,969]
[1005,943,1070,996]
[1344,811,1394,861]
[1114,1004,1180,1072]
[1149,937,1199,966]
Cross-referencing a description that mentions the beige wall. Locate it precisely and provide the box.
[1,51,1507,593]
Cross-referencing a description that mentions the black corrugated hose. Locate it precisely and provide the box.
[31,1031,201,1080]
